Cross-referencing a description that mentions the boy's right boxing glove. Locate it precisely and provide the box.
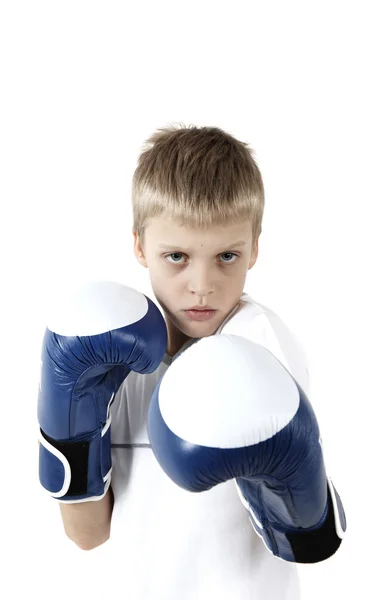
[37,281,167,503]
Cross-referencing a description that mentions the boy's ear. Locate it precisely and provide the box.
[133,232,148,267]
[248,239,259,270]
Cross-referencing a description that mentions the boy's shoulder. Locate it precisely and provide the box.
[215,292,310,397]
[214,292,274,334]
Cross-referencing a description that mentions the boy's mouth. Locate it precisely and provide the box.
[183,309,217,322]
[186,305,215,311]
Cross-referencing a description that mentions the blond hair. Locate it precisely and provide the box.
[131,123,265,247]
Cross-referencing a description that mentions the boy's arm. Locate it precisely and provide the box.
[59,486,114,550]
[37,282,167,549]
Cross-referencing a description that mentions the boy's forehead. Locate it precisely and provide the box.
[147,215,252,245]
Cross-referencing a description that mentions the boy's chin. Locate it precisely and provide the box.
[179,319,220,338]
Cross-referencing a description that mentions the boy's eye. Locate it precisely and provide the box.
[165,252,239,264]
[165,252,185,264]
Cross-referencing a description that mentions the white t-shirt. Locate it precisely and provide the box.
[106,293,310,599]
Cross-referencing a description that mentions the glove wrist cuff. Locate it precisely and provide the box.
[38,424,112,502]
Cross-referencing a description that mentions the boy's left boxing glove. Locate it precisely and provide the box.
[38,281,167,503]
[147,334,346,563]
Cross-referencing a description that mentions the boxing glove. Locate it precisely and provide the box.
[147,334,346,563]
[38,281,167,503]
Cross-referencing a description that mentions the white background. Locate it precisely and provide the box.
[1,1,381,597]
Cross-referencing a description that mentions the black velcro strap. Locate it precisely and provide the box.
[286,482,342,563]
[40,430,90,497]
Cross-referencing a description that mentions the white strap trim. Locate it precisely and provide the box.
[101,392,115,437]
[57,471,112,504]
[39,390,114,503]
[38,429,71,498]
[327,475,346,539]
[319,435,346,539]
[235,480,290,561]
[234,479,263,530]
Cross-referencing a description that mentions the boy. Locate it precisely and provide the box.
[41,124,337,598]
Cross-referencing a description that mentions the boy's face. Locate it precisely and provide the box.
[133,214,259,356]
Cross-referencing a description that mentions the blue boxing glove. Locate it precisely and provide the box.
[147,334,346,563]
[38,281,167,503]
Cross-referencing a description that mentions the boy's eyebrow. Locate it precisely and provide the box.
[158,240,247,250]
